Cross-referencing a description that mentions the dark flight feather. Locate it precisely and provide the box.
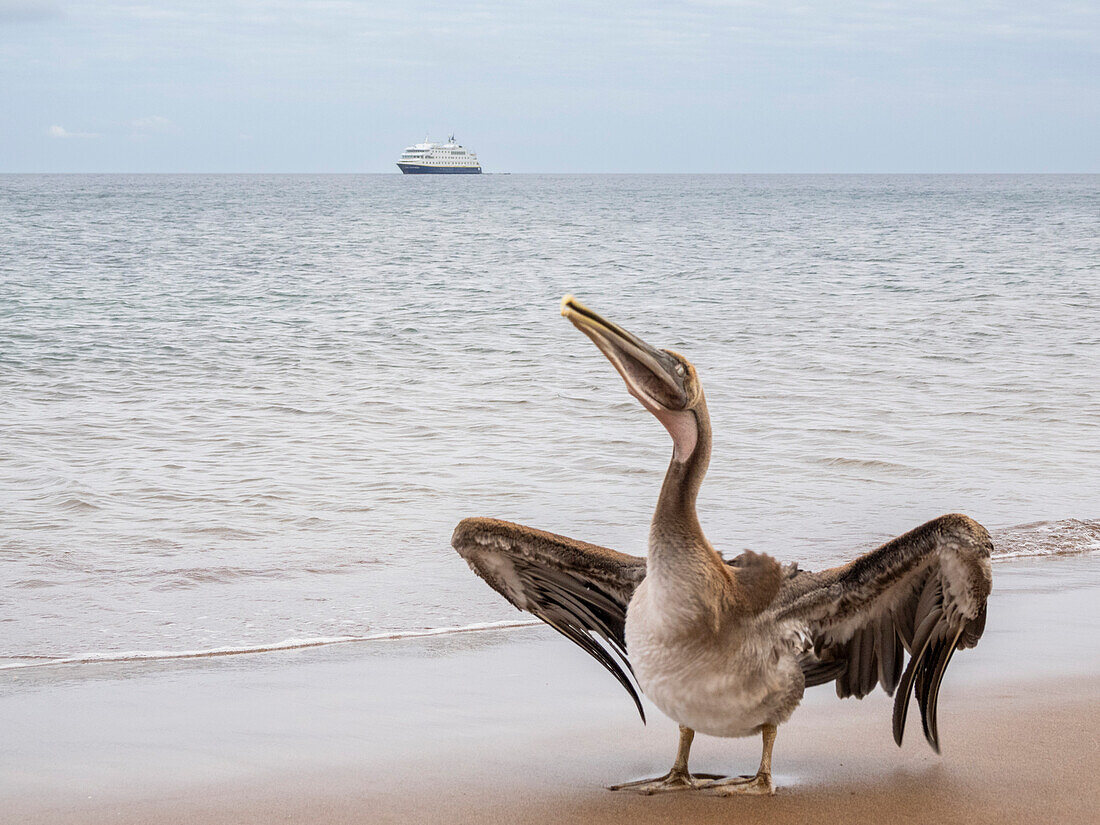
[451,517,647,721]
[778,514,993,752]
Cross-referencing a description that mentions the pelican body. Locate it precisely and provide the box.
[452,296,993,795]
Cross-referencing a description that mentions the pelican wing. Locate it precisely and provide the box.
[774,514,993,751]
[451,517,648,720]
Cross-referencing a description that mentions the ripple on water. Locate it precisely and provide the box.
[1,173,1098,660]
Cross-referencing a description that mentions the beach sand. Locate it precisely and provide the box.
[2,555,1097,824]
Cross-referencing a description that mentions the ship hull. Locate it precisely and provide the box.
[397,163,482,175]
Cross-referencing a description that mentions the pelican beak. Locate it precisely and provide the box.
[560,295,689,412]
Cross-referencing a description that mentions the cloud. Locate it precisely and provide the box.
[47,125,99,139]
[131,115,174,132]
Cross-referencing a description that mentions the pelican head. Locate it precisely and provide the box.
[561,295,705,462]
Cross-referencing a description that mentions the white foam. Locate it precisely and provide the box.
[992,548,1100,561]
[990,518,1100,560]
[0,619,542,672]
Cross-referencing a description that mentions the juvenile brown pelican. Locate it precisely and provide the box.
[452,296,992,795]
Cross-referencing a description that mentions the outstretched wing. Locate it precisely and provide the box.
[451,517,648,720]
[774,513,993,752]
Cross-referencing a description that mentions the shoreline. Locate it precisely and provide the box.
[0,618,543,672]
[2,554,1097,824]
[6,517,1097,673]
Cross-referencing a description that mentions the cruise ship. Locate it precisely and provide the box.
[397,135,482,174]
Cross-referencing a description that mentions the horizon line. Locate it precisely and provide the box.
[3,170,1098,176]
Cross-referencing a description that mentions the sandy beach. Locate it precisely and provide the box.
[3,554,1097,824]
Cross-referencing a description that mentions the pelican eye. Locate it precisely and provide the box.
[675,364,686,377]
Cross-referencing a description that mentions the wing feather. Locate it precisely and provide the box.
[775,513,993,751]
[451,517,647,720]
[859,624,878,698]
[924,626,964,750]
[875,619,900,696]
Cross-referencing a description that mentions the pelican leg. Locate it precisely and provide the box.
[607,726,724,794]
[699,724,777,796]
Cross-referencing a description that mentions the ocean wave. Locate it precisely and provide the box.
[0,619,542,671]
[989,518,1100,559]
[811,456,937,477]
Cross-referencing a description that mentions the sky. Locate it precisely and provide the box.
[1,0,1097,172]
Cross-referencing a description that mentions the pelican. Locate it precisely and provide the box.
[452,296,992,795]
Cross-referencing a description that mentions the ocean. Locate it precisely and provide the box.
[1,173,1098,668]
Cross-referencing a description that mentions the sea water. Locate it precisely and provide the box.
[1,174,1098,666]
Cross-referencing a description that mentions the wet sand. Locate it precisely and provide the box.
[2,555,1097,824]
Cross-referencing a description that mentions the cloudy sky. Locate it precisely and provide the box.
[2,0,1097,172]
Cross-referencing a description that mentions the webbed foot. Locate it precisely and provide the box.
[607,769,724,795]
[698,771,775,796]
